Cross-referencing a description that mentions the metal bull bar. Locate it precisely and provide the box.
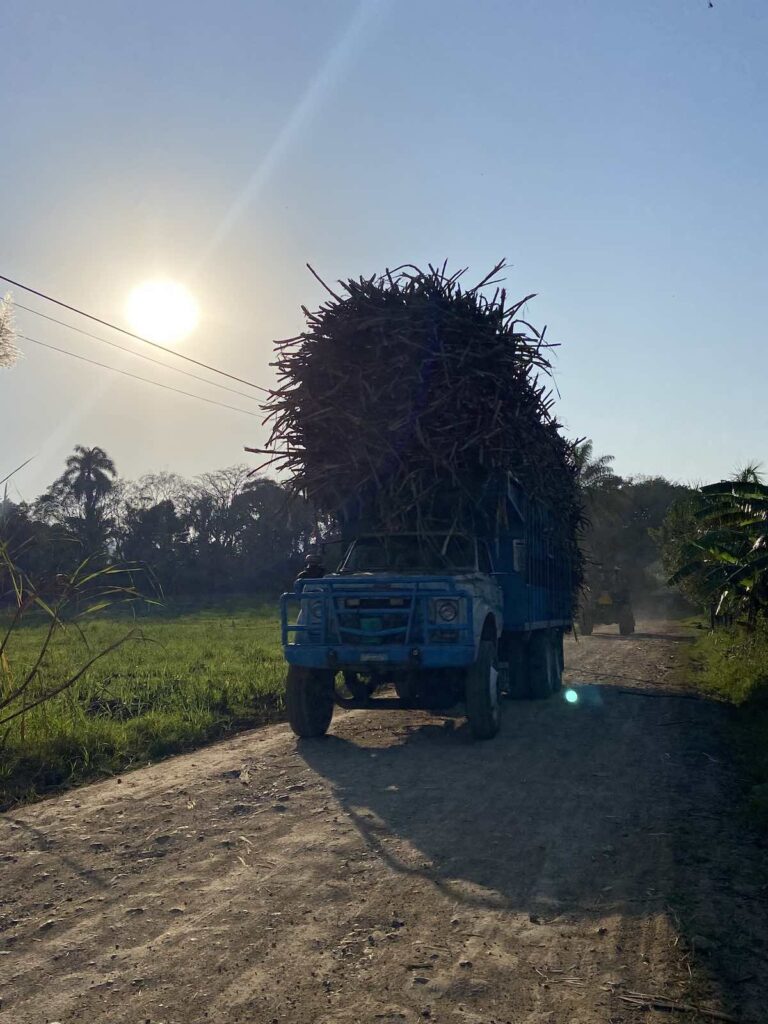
[280,576,474,655]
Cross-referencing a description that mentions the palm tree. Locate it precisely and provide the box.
[40,446,119,556]
[573,439,618,490]
[733,463,764,485]
[62,446,117,519]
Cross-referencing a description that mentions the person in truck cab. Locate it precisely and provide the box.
[296,553,325,581]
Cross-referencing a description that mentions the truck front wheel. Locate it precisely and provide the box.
[465,639,501,740]
[285,666,334,738]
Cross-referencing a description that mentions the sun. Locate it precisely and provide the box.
[126,280,200,345]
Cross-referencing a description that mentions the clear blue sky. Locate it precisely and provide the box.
[1,0,766,500]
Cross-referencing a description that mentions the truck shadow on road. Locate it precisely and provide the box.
[299,686,767,1019]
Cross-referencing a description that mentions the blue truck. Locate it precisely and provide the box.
[280,475,573,740]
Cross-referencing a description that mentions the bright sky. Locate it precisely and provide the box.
[1,0,766,500]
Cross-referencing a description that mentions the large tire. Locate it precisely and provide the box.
[527,630,556,699]
[503,632,529,700]
[394,674,419,708]
[619,609,635,636]
[465,639,501,740]
[285,666,334,738]
[551,630,564,694]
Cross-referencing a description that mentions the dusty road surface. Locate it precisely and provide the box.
[2,620,767,1024]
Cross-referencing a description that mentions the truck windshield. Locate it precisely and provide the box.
[339,535,476,573]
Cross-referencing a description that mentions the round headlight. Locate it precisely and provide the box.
[309,600,323,621]
[436,599,458,622]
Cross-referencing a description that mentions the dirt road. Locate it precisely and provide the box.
[2,621,767,1024]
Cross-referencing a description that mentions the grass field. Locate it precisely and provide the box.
[686,620,768,828]
[0,599,286,808]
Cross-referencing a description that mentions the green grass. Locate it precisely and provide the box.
[0,599,287,808]
[687,621,768,704]
[686,621,768,827]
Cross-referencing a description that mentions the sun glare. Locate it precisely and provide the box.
[126,280,200,345]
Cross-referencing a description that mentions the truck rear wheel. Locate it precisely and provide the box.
[618,610,635,636]
[502,633,528,700]
[552,630,564,693]
[285,666,334,738]
[527,630,559,699]
[465,639,500,740]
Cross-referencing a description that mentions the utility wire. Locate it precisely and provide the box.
[13,301,260,404]
[18,333,261,419]
[0,272,271,393]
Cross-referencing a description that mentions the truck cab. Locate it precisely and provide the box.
[332,532,503,666]
[281,532,504,739]
[280,487,572,741]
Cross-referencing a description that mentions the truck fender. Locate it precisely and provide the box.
[477,614,497,654]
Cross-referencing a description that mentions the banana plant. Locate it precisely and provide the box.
[670,480,768,627]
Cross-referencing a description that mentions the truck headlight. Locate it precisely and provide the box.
[308,600,323,621]
[436,599,458,622]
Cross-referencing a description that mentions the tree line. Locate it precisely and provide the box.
[5,440,756,617]
[1,446,317,597]
[574,441,691,610]
[575,446,766,625]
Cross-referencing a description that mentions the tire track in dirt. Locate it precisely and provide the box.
[1,620,766,1023]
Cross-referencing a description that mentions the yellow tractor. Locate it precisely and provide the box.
[580,566,635,636]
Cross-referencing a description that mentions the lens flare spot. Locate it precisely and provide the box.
[564,688,579,704]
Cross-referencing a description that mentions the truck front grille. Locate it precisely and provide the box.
[335,597,415,645]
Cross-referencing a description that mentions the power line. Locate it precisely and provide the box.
[0,272,271,393]
[13,301,260,405]
[18,333,261,419]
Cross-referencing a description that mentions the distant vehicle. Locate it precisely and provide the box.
[280,476,574,741]
[580,566,635,636]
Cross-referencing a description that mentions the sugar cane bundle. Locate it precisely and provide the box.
[253,261,584,584]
